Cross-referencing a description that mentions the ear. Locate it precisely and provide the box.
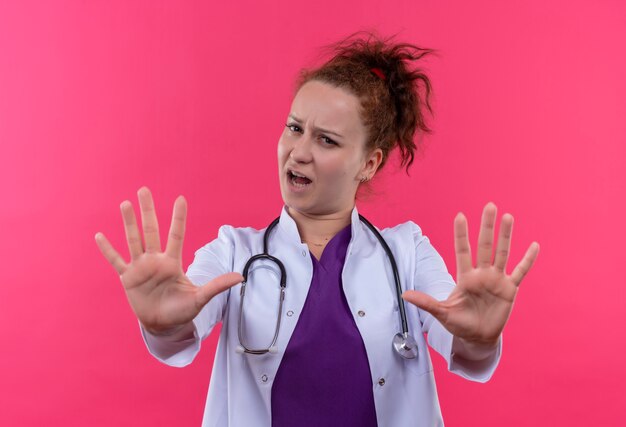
[361,148,383,180]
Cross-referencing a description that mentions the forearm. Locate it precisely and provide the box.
[140,319,201,367]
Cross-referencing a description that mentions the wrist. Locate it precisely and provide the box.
[143,322,194,339]
[452,335,500,361]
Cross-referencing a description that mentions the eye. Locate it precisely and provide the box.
[319,135,338,146]
[286,123,302,133]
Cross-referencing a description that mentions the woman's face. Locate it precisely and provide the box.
[277,80,381,216]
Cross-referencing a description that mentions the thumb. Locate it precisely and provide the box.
[402,290,446,320]
[196,272,244,308]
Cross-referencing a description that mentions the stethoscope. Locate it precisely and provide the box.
[236,215,418,360]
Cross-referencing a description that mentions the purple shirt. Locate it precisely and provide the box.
[271,224,378,426]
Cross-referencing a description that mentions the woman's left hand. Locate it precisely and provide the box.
[402,202,539,348]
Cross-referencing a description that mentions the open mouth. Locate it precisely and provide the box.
[287,170,312,187]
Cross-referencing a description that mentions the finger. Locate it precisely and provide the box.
[138,187,161,253]
[510,242,540,286]
[94,232,128,275]
[476,202,497,268]
[165,195,187,259]
[196,272,245,308]
[493,213,514,272]
[454,212,473,275]
[120,200,144,260]
[402,290,447,321]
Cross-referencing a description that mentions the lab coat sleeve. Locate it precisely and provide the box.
[411,222,502,382]
[139,225,235,367]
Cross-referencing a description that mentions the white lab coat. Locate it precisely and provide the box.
[140,205,502,427]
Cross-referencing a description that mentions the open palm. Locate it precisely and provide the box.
[403,202,539,346]
[95,187,242,334]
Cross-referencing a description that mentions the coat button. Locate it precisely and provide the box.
[358,310,366,317]
[286,310,294,317]
[378,378,385,386]
[261,374,268,383]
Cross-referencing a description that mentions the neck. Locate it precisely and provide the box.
[287,205,353,245]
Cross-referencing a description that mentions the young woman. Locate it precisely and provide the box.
[95,32,539,426]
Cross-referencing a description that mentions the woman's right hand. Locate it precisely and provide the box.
[95,186,243,335]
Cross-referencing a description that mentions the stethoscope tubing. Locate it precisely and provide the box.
[357,214,410,337]
[237,215,417,359]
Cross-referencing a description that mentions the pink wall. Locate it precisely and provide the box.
[1,0,624,425]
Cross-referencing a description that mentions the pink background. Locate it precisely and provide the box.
[1,0,625,425]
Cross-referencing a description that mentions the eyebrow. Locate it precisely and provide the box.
[288,114,344,138]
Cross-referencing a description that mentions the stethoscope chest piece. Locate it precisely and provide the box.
[393,332,418,359]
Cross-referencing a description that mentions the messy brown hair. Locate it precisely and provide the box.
[295,31,436,175]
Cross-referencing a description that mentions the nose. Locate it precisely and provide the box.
[289,134,314,164]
